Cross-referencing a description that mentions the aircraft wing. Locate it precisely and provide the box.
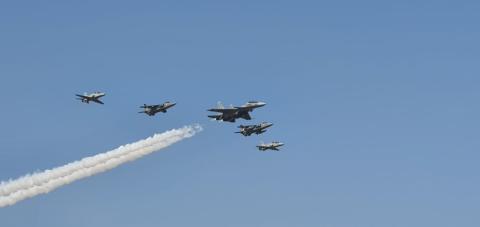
[92,99,104,105]
[75,94,88,99]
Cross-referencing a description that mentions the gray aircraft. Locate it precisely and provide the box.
[75,92,106,104]
[139,101,176,116]
[208,101,266,122]
[257,141,284,151]
[236,122,273,136]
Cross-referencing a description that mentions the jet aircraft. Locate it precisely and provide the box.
[257,141,284,151]
[208,101,266,122]
[75,92,106,104]
[139,101,176,116]
[236,122,273,136]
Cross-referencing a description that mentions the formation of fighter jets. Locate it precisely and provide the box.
[76,92,284,151]
[208,101,284,151]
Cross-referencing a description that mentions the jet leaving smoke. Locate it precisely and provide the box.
[0,125,202,208]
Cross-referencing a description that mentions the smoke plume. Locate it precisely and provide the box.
[0,125,202,208]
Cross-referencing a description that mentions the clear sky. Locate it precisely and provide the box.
[0,1,479,226]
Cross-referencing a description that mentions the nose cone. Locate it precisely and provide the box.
[256,101,266,107]
[264,122,273,128]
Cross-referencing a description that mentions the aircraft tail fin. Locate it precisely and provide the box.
[238,112,252,120]
[216,101,224,109]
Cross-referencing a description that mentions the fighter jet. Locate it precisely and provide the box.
[257,141,284,151]
[208,101,266,123]
[75,92,106,104]
[139,101,176,116]
[236,122,273,136]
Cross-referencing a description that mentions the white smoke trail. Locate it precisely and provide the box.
[0,124,202,208]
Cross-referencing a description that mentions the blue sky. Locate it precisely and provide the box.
[0,1,479,226]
